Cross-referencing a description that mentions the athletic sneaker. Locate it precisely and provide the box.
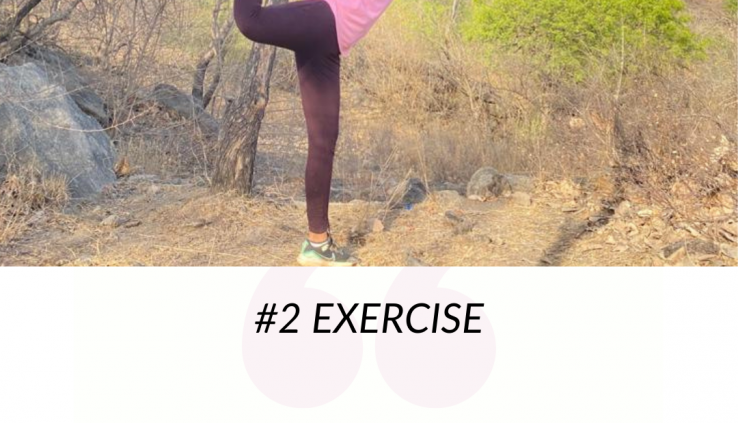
[297,237,357,267]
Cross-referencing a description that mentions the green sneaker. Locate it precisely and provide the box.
[297,237,357,267]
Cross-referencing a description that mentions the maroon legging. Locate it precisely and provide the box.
[234,0,340,234]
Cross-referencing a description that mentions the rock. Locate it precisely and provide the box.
[561,202,580,213]
[8,46,110,126]
[124,220,142,229]
[150,84,219,137]
[614,244,629,253]
[467,233,491,244]
[661,240,721,263]
[467,167,512,200]
[637,209,654,218]
[712,135,738,173]
[511,191,532,206]
[624,223,640,238]
[185,218,213,229]
[0,63,116,198]
[506,174,536,193]
[582,243,604,252]
[491,237,506,246]
[345,226,367,247]
[101,215,127,228]
[661,242,687,262]
[390,178,427,208]
[406,254,428,267]
[678,223,702,238]
[114,157,132,178]
[614,201,632,218]
[644,238,663,251]
[329,180,353,202]
[370,218,385,233]
[444,210,465,224]
[589,215,608,224]
[434,190,463,205]
[444,210,475,235]
[436,181,465,193]
[330,187,353,202]
[403,178,427,204]
[148,184,161,196]
[569,117,586,130]
[128,174,159,183]
[720,221,737,243]
[720,244,738,260]
[687,240,720,257]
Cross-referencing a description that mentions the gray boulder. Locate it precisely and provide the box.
[8,46,110,127]
[434,190,463,205]
[0,63,116,198]
[390,178,427,208]
[150,83,219,137]
[507,174,536,193]
[467,167,512,199]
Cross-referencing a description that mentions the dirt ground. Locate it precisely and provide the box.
[4,171,723,267]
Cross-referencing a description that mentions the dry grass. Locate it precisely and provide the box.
[0,176,672,267]
[0,163,68,245]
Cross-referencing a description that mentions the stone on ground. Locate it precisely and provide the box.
[8,46,110,126]
[150,83,219,137]
[507,174,536,193]
[467,167,512,200]
[511,191,533,206]
[390,178,427,208]
[371,218,385,233]
[0,63,117,198]
[434,190,463,205]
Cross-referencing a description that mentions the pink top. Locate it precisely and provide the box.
[322,0,394,56]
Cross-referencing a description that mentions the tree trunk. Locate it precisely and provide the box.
[212,0,285,194]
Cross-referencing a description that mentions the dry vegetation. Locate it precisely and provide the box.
[1,0,736,266]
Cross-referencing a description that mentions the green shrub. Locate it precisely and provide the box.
[464,0,704,80]
[727,0,738,14]
[385,0,459,42]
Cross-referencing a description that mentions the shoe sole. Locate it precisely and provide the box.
[297,255,358,267]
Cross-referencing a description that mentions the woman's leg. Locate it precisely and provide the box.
[234,0,335,52]
[234,0,348,260]
[236,0,340,235]
[295,48,341,236]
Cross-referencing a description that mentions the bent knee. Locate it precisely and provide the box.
[234,4,261,41]
[235,15,257,41]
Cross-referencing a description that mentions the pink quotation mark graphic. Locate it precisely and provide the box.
[376,268,496,408]
[242,268,363,408]
[243,268,495,408]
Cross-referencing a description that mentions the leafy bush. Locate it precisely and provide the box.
[727,0,738,14]
[464,0,704,79]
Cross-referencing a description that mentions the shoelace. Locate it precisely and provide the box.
[322,237,346,257]
[321,237,337,252]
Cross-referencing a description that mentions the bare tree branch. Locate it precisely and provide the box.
[0,0,84,59]
[192,0,235,109]
[0,0,43,44]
